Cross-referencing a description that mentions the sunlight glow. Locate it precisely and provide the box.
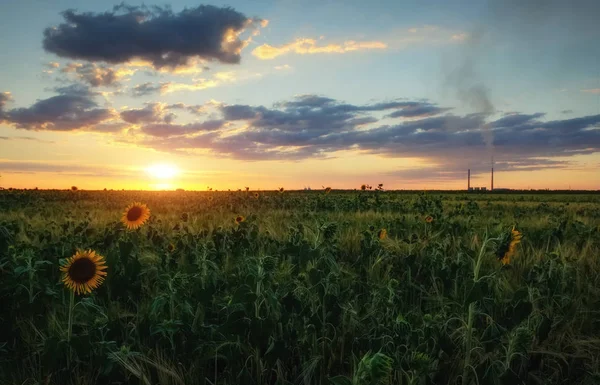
[145,164,179,180]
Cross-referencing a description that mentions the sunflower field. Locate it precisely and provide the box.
[0,189,599,385]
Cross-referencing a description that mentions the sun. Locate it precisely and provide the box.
[146,164,179,180]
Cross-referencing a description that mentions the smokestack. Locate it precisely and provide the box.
[468,169,471,190]
[491,157,494,191]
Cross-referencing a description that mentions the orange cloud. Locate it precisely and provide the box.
[252,38,387,60]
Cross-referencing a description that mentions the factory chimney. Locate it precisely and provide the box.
[491,157,494,191]
[468,169,470,190]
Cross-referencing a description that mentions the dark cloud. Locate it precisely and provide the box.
[140,120,225,137]
[127,95,600,178]
[120,103,173,124]
[1,86,114,131]
[385,103,452,118]
[561,110,573,114]
[43,4,265,69]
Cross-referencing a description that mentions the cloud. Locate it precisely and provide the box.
[140,120,225,137]
[274,64,292,70]
[120,103,174,124]
[165,103,206,115]
[120,95,600,180]
[0,92,12,113]
[61,62,135,87]
[252,38,387,60]
[582,89,600,94]
[385,103,452,118]
[561,109,574,114]
[1,85,115,131]
[43,4,265,69]
[131,72,237,96]
[0,160,139,178]
[0,136,54,143]
[132,82,162,97]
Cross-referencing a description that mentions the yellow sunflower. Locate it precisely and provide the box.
[121,202,150,230]
[235,215,245,224]
[254,192,259,199]
[361,184,367,191]
[61,249,107,295]
[497,226,523,265]
[378,228,387,240]
[279,187,285,193]
[167,243,176,253]
[208,196,214,201]
[425,215,434,223]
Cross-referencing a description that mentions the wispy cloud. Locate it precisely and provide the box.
[60,62,135,87]
[252,38,387,60]
[581,88,600,94]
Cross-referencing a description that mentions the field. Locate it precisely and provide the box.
[0,189,599,385]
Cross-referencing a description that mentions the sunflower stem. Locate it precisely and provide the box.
[67,290,75,368]
[67,290,75,342]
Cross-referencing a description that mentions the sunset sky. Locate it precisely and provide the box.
[1,0,599,190]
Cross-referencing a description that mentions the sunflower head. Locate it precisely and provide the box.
[279,187,284,193]
[245,187,250,191]
[60,249,107,295]
[369,225,375,232]
[254,192,259,199]
[180,212,189,222]
[71,186,78,191]
[378,228,387,240]
[325,187,332,194]
[496,226,523,265]
[167,243,176,253]
[425,215,434,223]
[361,184,367,191]
[208,196,214,201]
[235,215,245,224]
[121,202,150,230]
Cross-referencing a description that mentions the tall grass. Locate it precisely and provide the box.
[0,189,599,384]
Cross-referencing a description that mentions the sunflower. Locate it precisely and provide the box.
[180,212,189,222]
[121,202,150,230]
[208,196,214,201]
[254,192,259,199]
[497,226,523,265]
[61,249,107,295]
[279,187,285,193]
[361,184,367,191]
[235,215,245,224]
[167,243,176,253]
[378,228,387,240]
[325,187,332,194]
[425,215,434,223]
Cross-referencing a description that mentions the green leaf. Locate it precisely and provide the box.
[329,375,352,385]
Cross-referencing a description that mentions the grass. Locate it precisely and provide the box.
[0,189,599,384]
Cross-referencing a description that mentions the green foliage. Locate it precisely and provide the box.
[0,190,599,385]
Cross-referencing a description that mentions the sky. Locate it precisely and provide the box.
[0,0,599,191]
